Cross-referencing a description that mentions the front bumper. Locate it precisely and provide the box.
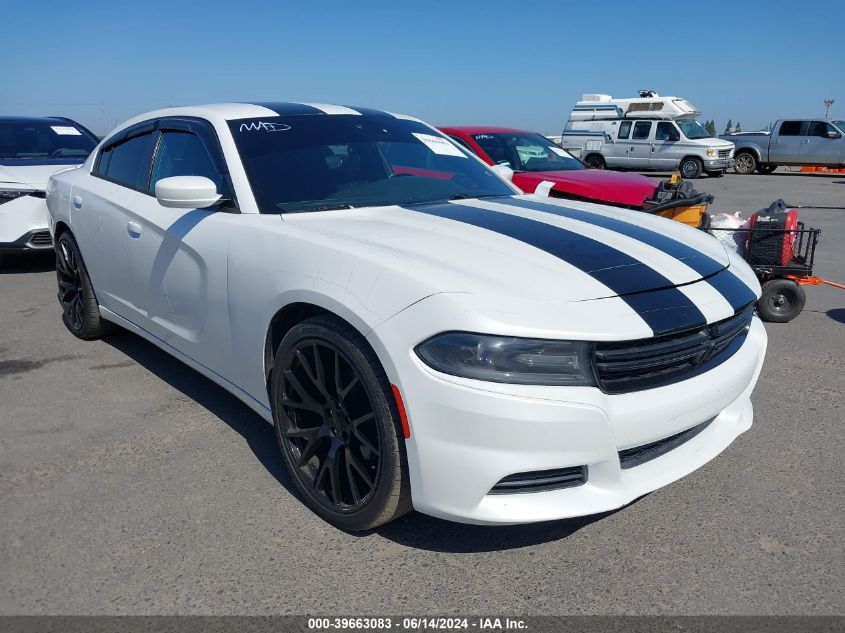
[369,310,767,525]
[0,193,51,253]
[704,157,735,172]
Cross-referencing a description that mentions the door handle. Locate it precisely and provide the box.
[72,195,83,209]
[802,139,810,143]
[127,222,142,238]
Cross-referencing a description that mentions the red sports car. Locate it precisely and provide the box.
[439,126,658,209]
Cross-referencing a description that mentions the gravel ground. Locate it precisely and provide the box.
[0,171,842,615]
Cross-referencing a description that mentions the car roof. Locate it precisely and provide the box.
[0,115,84,124]
[439,126,535,135]
[106,103,424,138]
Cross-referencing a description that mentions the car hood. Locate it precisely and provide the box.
[514,169,658,208]
[283,194,732,307]
[691,137,734,149]
[0,163,81,190]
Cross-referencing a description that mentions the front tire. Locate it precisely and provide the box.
[734,151,757,175]
[584,154,606,170]
[55,232,112,340]
[757,279,806,323]
[270,314,411,531]
[679,157,703,179]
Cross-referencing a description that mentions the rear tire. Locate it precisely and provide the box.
[679,157,703,179]
[270,314,412,531]
[55,232,112,340]
[757,164,777,174]
[584,154,606,170]
[733,151,757,175]
[757,279,806,323]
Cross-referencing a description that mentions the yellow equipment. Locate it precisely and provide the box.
[642,173,713,229]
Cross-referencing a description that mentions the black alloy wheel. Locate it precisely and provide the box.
[56,238,84,330]
[55,232,111,340]
[271,315,411,530]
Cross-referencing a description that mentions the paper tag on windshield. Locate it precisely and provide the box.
[51,126,82,136]
[412,133,466,157]
[549,146,568,157]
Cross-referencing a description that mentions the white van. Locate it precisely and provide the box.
[561,92,735,178]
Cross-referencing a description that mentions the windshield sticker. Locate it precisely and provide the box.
[239,121,292,133]
[412,133,466,158]
[50,126,82,136]
[549,146,568,157]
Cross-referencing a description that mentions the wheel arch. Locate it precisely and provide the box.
[53,220,71,240]
[261,295,388,398]
[735,146,761,161]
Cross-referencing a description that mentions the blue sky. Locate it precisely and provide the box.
[4,0,843,136]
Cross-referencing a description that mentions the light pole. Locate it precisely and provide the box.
[824,98,834,119]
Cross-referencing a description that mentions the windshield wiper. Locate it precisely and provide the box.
[448,193,506,201]
[284,203,356,213]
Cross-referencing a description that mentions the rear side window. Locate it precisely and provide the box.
[99,133,156,190]
[617,121,632,139]
[632,121,652,140]
[808,121,836,137]
[150,131,223,191]
[778,121,805,136]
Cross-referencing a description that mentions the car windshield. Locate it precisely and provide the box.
[677,120,711,140]
[0,120,98,162]
[471,132,583,172]
[834,121,845,133]
[228,115,515,213]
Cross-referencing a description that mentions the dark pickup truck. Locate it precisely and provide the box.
[721,119,845,174]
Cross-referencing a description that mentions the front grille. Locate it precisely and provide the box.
[594,304,754,394]
[27,231,53,246]
[490,466,587,494]
[619,417,714,469]
[718,149,731,159]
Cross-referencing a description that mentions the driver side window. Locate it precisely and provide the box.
[150,131,223,191]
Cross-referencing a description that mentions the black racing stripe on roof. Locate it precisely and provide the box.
[249,102,326,115]
[403,201,707,336]
[341,105,393,117]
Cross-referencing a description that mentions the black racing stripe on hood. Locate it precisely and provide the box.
[706,269,758,311]
[497,196,725,278]
[403,202,707,335]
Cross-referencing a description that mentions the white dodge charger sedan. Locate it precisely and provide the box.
[46,102,767,530]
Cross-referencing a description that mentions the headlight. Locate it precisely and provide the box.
[415,332,595,386]
[706,148,716,157]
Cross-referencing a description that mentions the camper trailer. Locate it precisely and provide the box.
[561,91,735,178]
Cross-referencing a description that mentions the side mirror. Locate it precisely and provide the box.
[490,163,514,182]
[155,176,222,209]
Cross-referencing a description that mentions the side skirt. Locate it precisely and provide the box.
[99,306,274,423]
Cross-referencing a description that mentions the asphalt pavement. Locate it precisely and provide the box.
[0,171,842,615]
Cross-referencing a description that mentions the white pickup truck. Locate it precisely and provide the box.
[722,119,845,174]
